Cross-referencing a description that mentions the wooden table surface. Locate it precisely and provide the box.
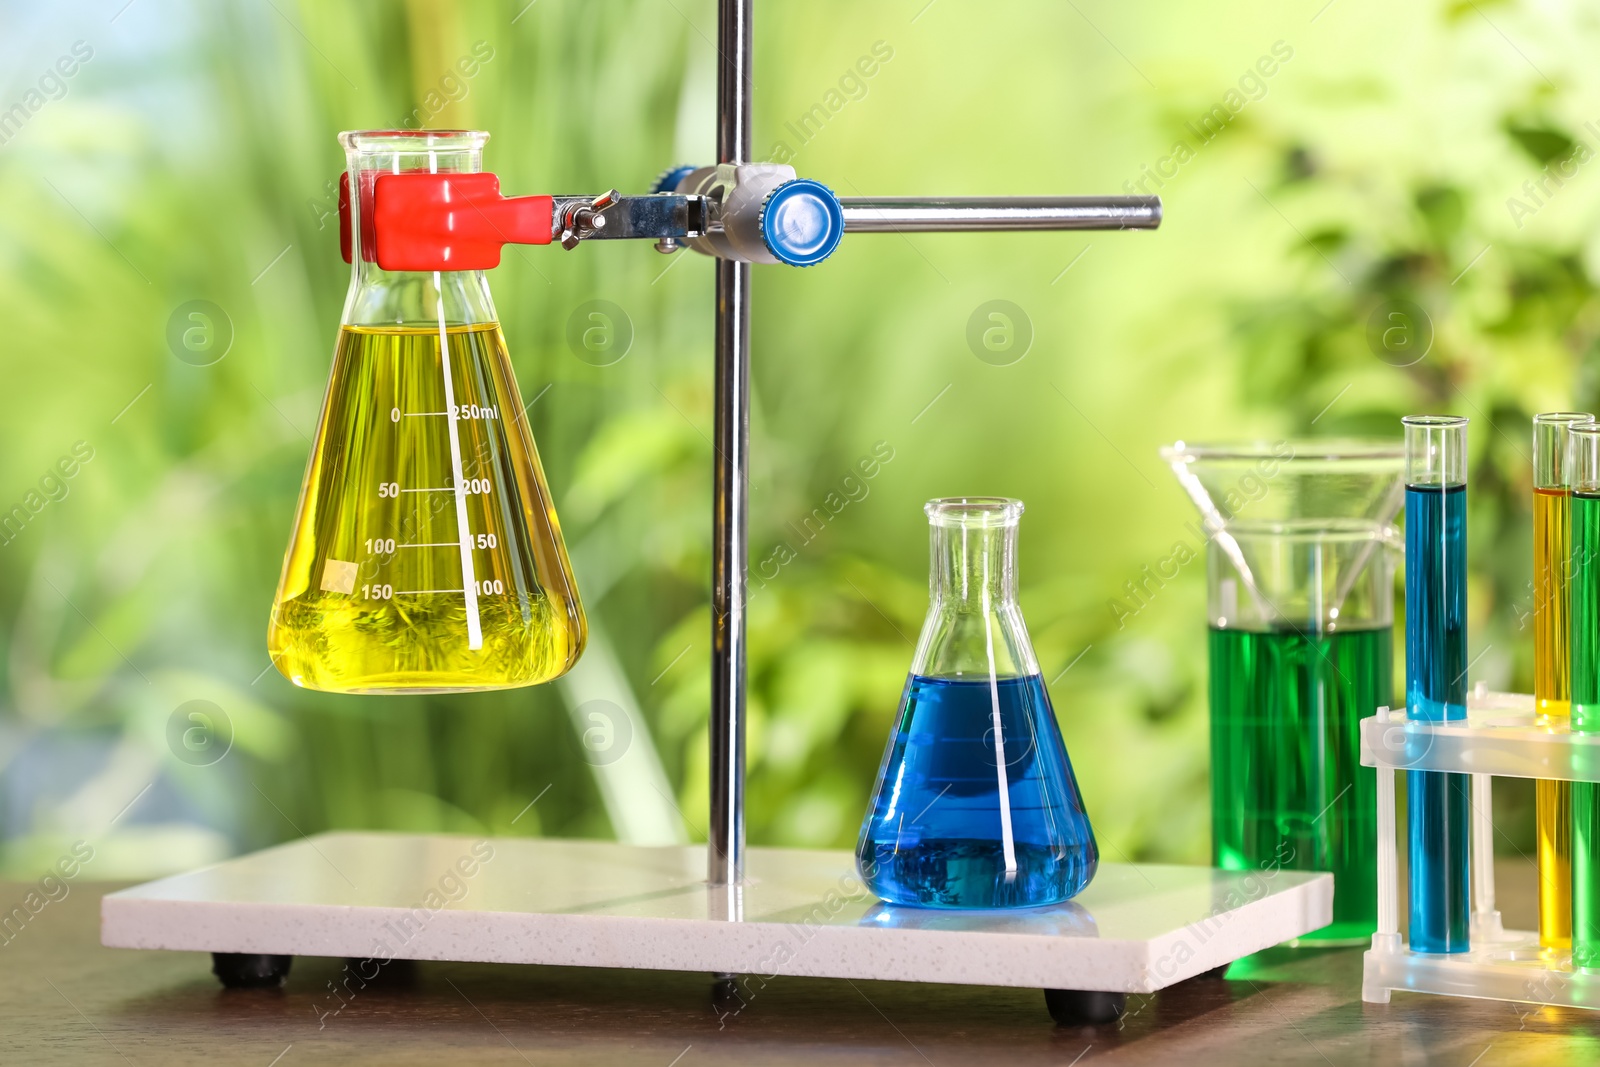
[4,864,1599,1066]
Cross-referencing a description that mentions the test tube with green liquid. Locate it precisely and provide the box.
[1570,423,1600,968]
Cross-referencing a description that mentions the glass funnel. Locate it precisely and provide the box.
[268,130,585,694]
[856,498,1097,909]
[1163,439,1403,944]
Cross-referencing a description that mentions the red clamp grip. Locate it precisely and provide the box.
[338,171,553,271]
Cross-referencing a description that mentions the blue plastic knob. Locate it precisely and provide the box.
[652,165,699,194]
[760,179,844,267]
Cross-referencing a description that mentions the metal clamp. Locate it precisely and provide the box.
[557,189,619,250]
[661,163,832,265]
[549,191,711,250]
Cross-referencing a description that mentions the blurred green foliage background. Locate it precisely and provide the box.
[0,0,1594,878]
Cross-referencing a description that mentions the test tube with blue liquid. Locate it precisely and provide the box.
[1403,414,1471,953]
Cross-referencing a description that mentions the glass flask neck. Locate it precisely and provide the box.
[912,498,1038,679]
[339,130,497,328]
[930,521,1019,607]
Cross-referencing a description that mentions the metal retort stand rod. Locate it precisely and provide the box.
[700,0,1161,888]
[708,0,754,891]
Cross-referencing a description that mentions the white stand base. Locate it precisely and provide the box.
[1363,928,1600,1009]
[102,833,1332,993]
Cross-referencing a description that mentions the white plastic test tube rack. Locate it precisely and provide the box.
[1360,683,1600,1008]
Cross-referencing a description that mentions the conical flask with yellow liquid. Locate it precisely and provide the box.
[268,130,585,693]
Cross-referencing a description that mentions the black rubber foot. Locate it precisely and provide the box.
[212,952,293,989]
[1044,988,1127,1026]
[1194,963,1231,981]
[711,975,747,1018]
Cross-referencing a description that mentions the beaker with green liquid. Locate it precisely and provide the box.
[1164,440,1404,944]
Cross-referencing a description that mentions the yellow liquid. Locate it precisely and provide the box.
[269,323,585,693]
[1534,485,1571,948]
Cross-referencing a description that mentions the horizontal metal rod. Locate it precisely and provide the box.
[838,196,1161,233]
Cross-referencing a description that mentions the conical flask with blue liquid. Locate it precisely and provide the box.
[856,498,1098,908]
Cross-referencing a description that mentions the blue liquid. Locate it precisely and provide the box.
[1406,484,1468,722]
[1405,482,1470,953]
[856,674,1098,908]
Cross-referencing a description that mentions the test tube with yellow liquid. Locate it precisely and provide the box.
[1533,412,1592,949]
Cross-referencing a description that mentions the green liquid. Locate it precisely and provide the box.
[1209,624,1389,943]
